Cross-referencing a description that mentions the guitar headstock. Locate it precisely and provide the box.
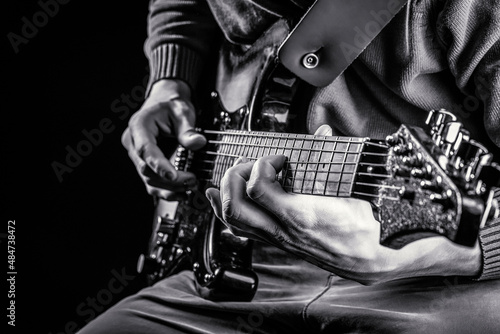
[377,109,500,249]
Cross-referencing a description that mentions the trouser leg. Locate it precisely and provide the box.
[77,259,332,334]
[305,275,500,334]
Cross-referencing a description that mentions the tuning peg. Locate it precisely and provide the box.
[425,109,457,145]
[440,121,469,157]
[453,140,492,183]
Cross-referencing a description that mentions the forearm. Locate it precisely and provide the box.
[144,0,220,94]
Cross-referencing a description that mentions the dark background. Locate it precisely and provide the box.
[4,1,154,332]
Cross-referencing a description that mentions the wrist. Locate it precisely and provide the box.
[389,237,481,280]
[149,79,192,102]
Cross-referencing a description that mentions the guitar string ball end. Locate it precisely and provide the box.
[302,53,319,69]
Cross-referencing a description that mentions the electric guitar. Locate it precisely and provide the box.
[136,19,500,302]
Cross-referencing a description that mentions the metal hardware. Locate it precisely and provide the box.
[301,53,319,69]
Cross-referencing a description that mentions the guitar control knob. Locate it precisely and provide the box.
[425,109,457,145]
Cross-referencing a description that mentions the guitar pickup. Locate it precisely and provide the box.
[157,216,178,235]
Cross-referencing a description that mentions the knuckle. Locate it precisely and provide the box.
[121,129,130,147]
[128,111,143,127]
[222,198,239,221]
[246,180,265,201]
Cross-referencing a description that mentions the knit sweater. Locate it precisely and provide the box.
[143,0,500,280]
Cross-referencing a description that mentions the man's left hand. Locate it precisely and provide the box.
[205,152,481,285]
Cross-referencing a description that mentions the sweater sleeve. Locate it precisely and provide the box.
[144,0,220,95]
[437,0,500,280]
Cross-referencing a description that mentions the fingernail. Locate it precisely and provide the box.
[233,156,249,167]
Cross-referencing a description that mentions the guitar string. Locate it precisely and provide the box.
[198,160,388,168]
[203,130,388,148]
[196,176,401,201]
[197,152,394,187]
[207,140,386,155]
[195,162,400,193]
[204,150,390,159]
[193,136,397,198]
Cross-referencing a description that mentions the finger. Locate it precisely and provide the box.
[126,139,197,193]
[205,188,224,222]
[314,124,333,136]
[219,162,280,235]
[143,170,197,192]
[233,156,249,167]
[129,109,178,180]
[206,187,270,243]
[166,100,207,150]
[246,155,293,219]
[121,128,133,150]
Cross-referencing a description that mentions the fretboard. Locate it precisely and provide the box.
[202,130,388,198]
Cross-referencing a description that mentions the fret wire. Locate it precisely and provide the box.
[221,134,230,184]
[281,134,290,186]
[292,135,300,193]
[219,134,231,184]
[300,137,314,194]
[339,139,350,196]
[273,133,280,156]
[312,137,326,194]
[250,132,258,159]
[242,131,252,158]
[218,134,229,184]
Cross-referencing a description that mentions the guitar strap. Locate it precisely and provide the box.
[279,0,409,87]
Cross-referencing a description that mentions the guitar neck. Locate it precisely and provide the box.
[203,130,389,199]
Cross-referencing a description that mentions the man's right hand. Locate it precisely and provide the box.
[121,79,207,199]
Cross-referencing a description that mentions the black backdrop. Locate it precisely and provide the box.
[4,1,154,332]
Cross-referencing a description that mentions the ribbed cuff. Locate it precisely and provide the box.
[146,43,203,96]
[476,190,500,280]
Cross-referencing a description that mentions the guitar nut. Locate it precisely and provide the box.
[302,53,319,69]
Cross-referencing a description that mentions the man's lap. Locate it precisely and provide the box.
[78,246,500,333]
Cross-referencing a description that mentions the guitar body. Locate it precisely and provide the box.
[136,20,500,301]
[137,19,300,301]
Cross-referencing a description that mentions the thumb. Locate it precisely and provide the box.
[172,105,207,150]
[314,124,333,136]
[178,128,207,150]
